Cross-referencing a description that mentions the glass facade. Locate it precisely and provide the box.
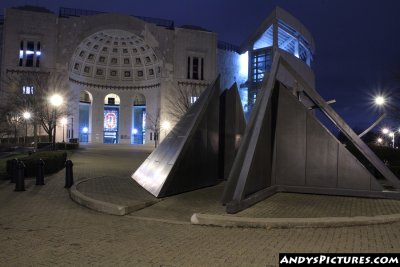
[103,108,119,144]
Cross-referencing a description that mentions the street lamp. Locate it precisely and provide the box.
[22,111,31,145]
[374,96,386,106]
[161,120,171,138]
[382,128,389,135]
[49,94,63,150]
[60,117,67,143]
[377,138,383,145]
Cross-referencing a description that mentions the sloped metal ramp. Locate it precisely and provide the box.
[132,77,221,197]
[223,52,400,213]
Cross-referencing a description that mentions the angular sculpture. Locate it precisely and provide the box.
[223,52,400,213]
[132,77,221,197]
[219,83,246,180]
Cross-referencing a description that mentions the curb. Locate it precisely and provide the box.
[191,213,400,229]
[69,178,158,216]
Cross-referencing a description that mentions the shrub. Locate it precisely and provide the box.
[56,142,79,150]
[6,151,67,177]
[37,142,53,149]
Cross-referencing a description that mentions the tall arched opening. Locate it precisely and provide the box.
[79,91,92,143]
[104,93,120,144]
[132,94,146,144]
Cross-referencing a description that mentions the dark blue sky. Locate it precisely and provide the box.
[1,0,400,130]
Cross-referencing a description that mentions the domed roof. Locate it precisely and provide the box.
[69,29,160,87]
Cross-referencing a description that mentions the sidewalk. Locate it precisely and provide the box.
[69,145,400,228]
[1,144,400,266]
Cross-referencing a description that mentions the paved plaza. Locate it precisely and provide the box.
[1,144,400,266]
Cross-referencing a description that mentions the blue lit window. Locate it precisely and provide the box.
[18,40,42,67]
[277,20,313,66]
[22,86,34,95]
[253,25,273,50]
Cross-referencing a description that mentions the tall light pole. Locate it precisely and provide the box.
[23,111,31,146]
[60,117,67,143]
[50,94,63,150]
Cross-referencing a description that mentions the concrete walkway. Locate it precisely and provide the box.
[1,144,400,266]
[69,144,400,229]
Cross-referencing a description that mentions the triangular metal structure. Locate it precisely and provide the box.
[132,77,221,197]
[219,83,246,180]
[223,52,400,213]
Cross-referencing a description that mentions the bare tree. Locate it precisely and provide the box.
[147,108,160,148]
[165,84,204,122]
[1,71,71,146]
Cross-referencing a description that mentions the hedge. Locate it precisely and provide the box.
[37,142,79,150]
[6,151,67,177]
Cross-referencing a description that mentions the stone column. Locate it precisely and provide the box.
[90,91,105,143]
[118,92,132,144]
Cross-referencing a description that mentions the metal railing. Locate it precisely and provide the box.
[59,7,174,29]
[217,40,240,53]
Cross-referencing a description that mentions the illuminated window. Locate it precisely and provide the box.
[190,96,199,104]
[22,86,34,95]
[19,40,42,67]
[26,41,34,67]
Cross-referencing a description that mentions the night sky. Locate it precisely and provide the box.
[1,0,400,131]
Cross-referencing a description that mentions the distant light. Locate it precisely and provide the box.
[82,127,88,134]
[50,94,63,107]
[132,128,138,135]
[377,138,383,143]
[36,51,41,56]
[26,50,34,55]
[60,117,68,125]
[239,51,248,77]
[23,112,31,120]
[382,128,389,134]
[389,132,395,137]
[19,50,24,59]
[374,96,385,106]
[162,120,171,131]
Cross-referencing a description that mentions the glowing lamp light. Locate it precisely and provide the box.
[19,50,24,59]
[23,111,31,120]
[162,120,171,131]
[132,128,138,135]
[389,132,395,138]
[377,138,383,144]
[60,117,68,125]
[36,51,41,56]
[239,51,248,77]
[374,96,385,106]
[82,127,88,134]
[382,128,389,135]
[50,94,63,107]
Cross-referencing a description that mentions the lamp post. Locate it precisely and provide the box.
[389,132,395,148]
[60,117,67,143]
[359,95,387,138]
[22,111,31,146]
[49,94,63,150]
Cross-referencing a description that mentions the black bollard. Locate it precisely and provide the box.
[15,161,26,192]
[10,159,18,183]
[36,159,45,185]
[64,160,74,188]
